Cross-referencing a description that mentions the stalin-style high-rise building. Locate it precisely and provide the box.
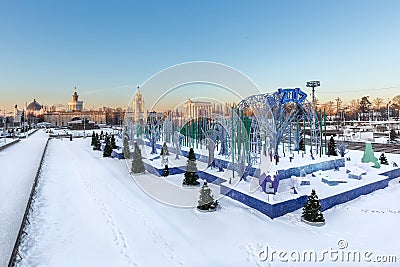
[133,87,145,124]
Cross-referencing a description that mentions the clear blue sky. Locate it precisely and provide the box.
[1,0,399,112]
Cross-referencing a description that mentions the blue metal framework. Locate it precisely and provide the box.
[238,88,321,165]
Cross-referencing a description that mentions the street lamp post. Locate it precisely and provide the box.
[306,81,321,109]
[335,97,342,130]
[306,81,321,155]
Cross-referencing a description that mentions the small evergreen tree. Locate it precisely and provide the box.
[390,129,398,141]
[103,136,113,157]
[183,148,200,186]
[110,135,117,149]
[131,142,145,174]
[160,142,169,156]
[302,190,325,223]
[379,152,389,165]
[91,131,96,146]
[93,133,101,150]
[328,136,337,156]
[122,134,131,159]
[197,182,218,211]
[299,137,305,151]
[163,165,169,177]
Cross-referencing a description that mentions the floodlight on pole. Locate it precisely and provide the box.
[306,81,321,109]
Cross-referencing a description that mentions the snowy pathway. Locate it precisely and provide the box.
[17,138,400,267]
[0,130,48,267]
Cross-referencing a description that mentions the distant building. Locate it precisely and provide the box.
[26,99,44,116]
[183,98,212,119]
[43,87,106,127]
[67,118,99,130]
[13,104,24,124]
[104,107,125,126]
[67,87,83,111]
[133,88,145,124]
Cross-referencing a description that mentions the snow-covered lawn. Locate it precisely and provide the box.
[16,138,400,267]
[0,130,48,267]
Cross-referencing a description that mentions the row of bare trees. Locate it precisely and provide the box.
[318,95,400,121]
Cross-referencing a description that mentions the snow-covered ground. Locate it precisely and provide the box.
[15,137,400,266]
[227,149,400,205]
[0,137,19,149]
[0,130,48,267]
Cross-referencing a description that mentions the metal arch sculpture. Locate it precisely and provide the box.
[271,88,321,159]
[238,88,321,165]
[237,93,275,165]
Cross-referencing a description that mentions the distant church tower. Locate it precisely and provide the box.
[73,87,78,101]
[68,86,84,111]
[133,86,145,124]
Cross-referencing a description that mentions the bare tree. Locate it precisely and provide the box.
[349,99,360,113]
[347,99,360,120]
[325,101,335,116]
[392,95,400,107]
[372,97,384,110]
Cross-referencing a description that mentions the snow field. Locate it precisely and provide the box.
[16,137,400,267]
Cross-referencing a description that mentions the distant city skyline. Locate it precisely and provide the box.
[6,82,400,114]
[1,1,400,112]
